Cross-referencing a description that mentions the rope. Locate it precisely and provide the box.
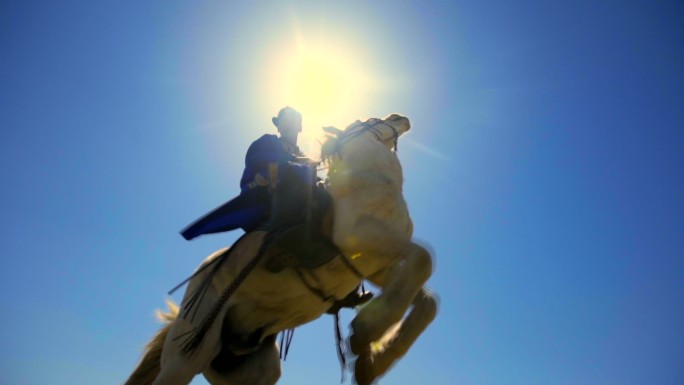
[279,328,296,360]
[334,311,348,383]
[168,231,251,296]
[294,268,336,302]
[175,234,272,356]
[326,285,375,383]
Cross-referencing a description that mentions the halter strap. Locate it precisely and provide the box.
[333,119,400,155]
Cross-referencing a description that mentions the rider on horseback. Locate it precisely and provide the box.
[181,106,337,270]
[239,106,314,232]
[180,106,369,311]
[180,107,311,237]
[241,107,306,193]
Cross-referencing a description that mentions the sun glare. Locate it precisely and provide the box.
[264,38,375,148]
[284,50,354,122]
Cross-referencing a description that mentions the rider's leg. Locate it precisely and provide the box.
[268,164,309,229]
[265,168,345,272]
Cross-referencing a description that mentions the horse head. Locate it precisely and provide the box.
[321,114,411,160]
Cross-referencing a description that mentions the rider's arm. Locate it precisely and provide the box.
[243,135,281,192]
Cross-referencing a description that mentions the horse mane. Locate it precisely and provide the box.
[320,126,344,164]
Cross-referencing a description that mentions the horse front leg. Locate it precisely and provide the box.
[355,288,438,383]
[349,242,434,384]
[350,242,432,353]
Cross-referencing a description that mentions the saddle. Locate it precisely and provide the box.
[264,180,339,273]
[263,179,373,312]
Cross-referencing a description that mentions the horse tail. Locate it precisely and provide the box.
[124,300,178,385]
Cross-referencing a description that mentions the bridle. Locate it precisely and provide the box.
[333,118,401,154]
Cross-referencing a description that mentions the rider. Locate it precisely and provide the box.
[180,106,314,239]
[237,106,309,231]
[242,107,305,193]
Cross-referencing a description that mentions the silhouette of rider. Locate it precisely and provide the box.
[180,106,313,239]
[239,106,315,232]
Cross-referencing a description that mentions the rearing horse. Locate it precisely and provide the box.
[125,114,437,385]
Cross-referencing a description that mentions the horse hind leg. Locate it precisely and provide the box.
[152,315,223,385]
[203,335,281,385]
[152,361,196,385]
[125,301,178,385]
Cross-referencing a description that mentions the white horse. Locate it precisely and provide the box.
[125,114,437,385]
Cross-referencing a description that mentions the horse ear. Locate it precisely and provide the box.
[322,126,343,136]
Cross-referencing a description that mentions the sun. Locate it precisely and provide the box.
[283,50,353,122]
[265,38,374,137]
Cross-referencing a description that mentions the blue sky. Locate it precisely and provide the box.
[1,1,683,385]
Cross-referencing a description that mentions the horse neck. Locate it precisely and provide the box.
[326,135,414,263]
[330,137,404,192]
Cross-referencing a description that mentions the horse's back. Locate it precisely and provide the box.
[181,231,360,342]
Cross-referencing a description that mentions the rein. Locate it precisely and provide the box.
[331,119,400,157]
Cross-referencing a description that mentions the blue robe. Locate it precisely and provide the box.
[181,134,309,240]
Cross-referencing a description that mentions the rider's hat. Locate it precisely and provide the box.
[272,106,302,127]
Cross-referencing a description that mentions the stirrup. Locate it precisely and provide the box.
[326,289,374,314]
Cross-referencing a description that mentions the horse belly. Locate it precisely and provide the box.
[227,257,361,338]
